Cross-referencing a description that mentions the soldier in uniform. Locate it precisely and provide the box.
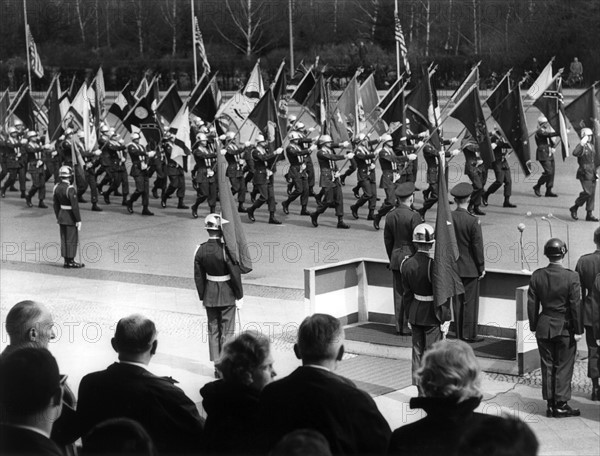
[310,135,352,229]
[0,127,26,198]
[532,115,560,198]
[461,132,487,216]
[247,135,283,225]
[45,134,63,184]
[101,131,128,205]
[191,133,218,219]
[161,132,188,209]
[281,131,311,216]
[482,128,517,208]
[401,223,451,385]
[451,182,485,342]
[569,127,599,222]
[403,119,427,188]
[223,132,248,213]
[77,131,103,212]
[373,134,416,230]
[384,182,423,335]
[149,135,168,199]
[528,238,582,417]
[24,130,48,209]
[349,133,378,220]
[96,125,113,194]
[194,214,244,375]
[575,227,600,400]
[14,119,28,198]
[295,122,317,199]
[53,166,84,269]
[126,132,154,216]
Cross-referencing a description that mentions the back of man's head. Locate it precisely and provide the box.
[112,314,157,359]
[5,300,54,349]
[296,314,344,364]
[0,347,62,420]
[594,227,600,247]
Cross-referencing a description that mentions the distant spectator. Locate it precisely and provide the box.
[271,429,333,456]
[76,314,204,454]
[570,57,583,78]
[81,418,157,456]
[200,331,277,454]
[258,313,391,454]
[0,348,66,456]
[388,340,507,456]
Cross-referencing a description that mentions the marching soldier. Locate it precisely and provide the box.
[44,135,63,184]
[482,128,517,208]
[59,129,87,197]
[101,131,128,205]
[528,238,582,417]
[149,135,168,199]
[247,135,283,225]
[191,133,218,219]
[281,131,311,216]
[383,182,423,335]
[373,134,416,230]
[161,132,189,209]
[96,125,112,193]
[126,132,154,216]
[77,132,103,212]
[349,133,378,220]
[451,182,485,342]
[533,115,560,198]
[14,119,28,198]
[295,122,317,199]
[461,132,488,215]
[53,165,84,269]
[310,135,352,229]
[569,127,599,222]
[24,130,48,209]
[223,132,249,213]
[0,127,26,198]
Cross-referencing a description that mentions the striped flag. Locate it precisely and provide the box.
[394,12,410,75]
[26,25,44,79]
[194,16,211,76]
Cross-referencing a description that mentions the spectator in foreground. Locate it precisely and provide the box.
[200,331,277,454]
[76,314,204,454]
[387,340,506,456]
[0,348,66,456]
[81,418,157,456]
[270,429,333,456]
[258,313,391,455]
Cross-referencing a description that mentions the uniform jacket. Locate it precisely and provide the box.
[378,145,408,188]
[535,127,560,161]
[423,140,452,184]
[462,142,486,177]
[128,142,149,177]
[575,251,600,337]
[0,424,64,456]
[194,238,243,306]
[451,208,485,278]
[26,140,46,171]
[573,142,597,181]
[77,362,204,455]
[354,144,377,182]
[252,146,278,185]
[258,366,391,455]
[490,133,511,172]
[2,136,25,169]
[164,141,185,176]
[317,146,345,188]
[192,145,217,183]
[286,143,310,179]
[225,143,246,178]
[528,263,582,339]
[384,205,422,270]
[53,181,81,226]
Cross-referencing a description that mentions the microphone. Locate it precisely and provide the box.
[517,223,526,233]
[517,223,531,272]
[541,216,553,237]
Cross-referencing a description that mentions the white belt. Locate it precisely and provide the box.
[60,205,72,210]
[414,294,434,302]
[207,274,231,282]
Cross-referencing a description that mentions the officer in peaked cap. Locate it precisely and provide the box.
[395,182,416,199]
[450,182,473,199]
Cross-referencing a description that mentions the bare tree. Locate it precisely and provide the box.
[421,0,431,57]
[105,0,112,48]
[94,0,100,49]
[74,0,94,45]
[216,0,273,58]
[131,0,144,56]
[353,0,380,41]
[160,0,178,56]
[472,0,479,54]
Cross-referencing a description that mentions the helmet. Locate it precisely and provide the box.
[543,238,568,258]
[289,131,302,142]
[581,127,593,138]
[26,131,38,139]
[64,128,74,136]
[537,115,548,125]
[355,133,366,142]
[412,223,435,243]
[380,134,393,144]
[317,135,332,146]
[58,165,73,178]
[8,127,17,136]
[296,122,305,130]
[288,115,297,123]
[594,227,600,245]
[204,213,229,230]
[256,134,266,143]
[100,125,110,134]
[14,119,23,128]
[226,131,236,140]
[197,133,208,142]
[163,132,173,140]
[131,132,141,141]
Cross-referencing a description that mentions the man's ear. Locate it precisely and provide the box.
[150,339,158,355]
[28,327,37,342]
[51,385,64,408]
[293,343,301,360]
[336,344,345,361]
[110,338,119,353]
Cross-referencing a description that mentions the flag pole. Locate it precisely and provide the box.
[23,0,32,90]
[395,0,401,81]
[191,0,198,85]
[289,0,294,75]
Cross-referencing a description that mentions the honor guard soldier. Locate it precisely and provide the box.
[373,134,416,230]
[570,128,599,222]
[194,214,244,375]
[482,128,517,208]
[575,227,600,400]
[0,127,26,198]
[349,133,378,220]
[191,133,218,219]
[461,132,487,215]
[101,131,128,205]
[96,125,113,193]
[294,122,317,199]
[0,129,8,188]
[247,135,283,224]
[223,132,248,213]
[161,132,188,209]
[126,132,154,216]
[384,182,423,335]
[528,238,582,417]
[13,119,28,198]
[533,115,560,198]
[24,131,48,209]
[149,135,168,199]
[53,166,84,268]
[403,119,427,187]
[401,223,451,386]
[44,134,63,184]
[59,129,87,197]
[281,131,311,216]
[450,182,485,342]
[77,131,103,212]
[310,135,352,229]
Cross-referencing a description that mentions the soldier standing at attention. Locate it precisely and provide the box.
[53,166,84,269]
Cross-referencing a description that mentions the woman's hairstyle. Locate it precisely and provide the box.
[216,331,271,385]
[416,340,482,401]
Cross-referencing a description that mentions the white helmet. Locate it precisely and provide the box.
[289,131,302,142]
[8,127,17,136]
[14,119,24,128]
[380,134,393,144]
[581,127,593,138]
[537,115,548,125]
[58,165,73,178]
[197,133,208,142]
[204,213,229,230]
[131,132,141,141]
[64,128,74,136]
[288,115,297,123]
[317,135,332,146]
[100,125,110,134]
[226,131,236,140]
[26,130,38,139]
[355,133,367,142]
[296,122,305,130]
[256,134,266,143]
[412,223,435,244]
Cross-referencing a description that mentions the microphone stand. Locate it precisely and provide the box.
[548,213,571,268]
[525,212,540,265]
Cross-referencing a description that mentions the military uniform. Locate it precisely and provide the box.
[53,180,82,266]
[282,141,310,215]
[191,144,218,217]
[194,238,243,361]
[350,142,377,219]
[224,141,248,211]
[0,135,25,197]
[247,144,279,223]
[102,138,128,205]
[570,141,597,220]
[127,141,152,214]
[483,132,515,207]
[374,143,410,225]
[311,143,348,228]
[24,136,47,207]
[149,140,167,198]
[462,136,488,214]
[419,139,453,217]
[161,139,188,209]
[533,126,560,196]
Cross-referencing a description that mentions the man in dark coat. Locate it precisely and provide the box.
[126,132,154,216]
[194,214,244,368]
[570,127,599,222]
[190,133,218,219]
[53,166,84,269]
[282,131,311,216]
[482,128,517,208]
[461,132,488,216]
[384,182,423,335]
[76,314,204,454]
[528,238,583,417]
[257,314,391,455]
[247,135,283,225]
[575,227,600,400]
[533,115,560,198]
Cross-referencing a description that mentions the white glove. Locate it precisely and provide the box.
[574,334,582,342]
[308,127,316,133]
[333,171,341,179]
[581,136,589,145]
[341,141,350,148]
[235,298,244,310]
[147,151,156,158]
[76,222,82,231]
[21,139,28,145]
[275,147,284,155]
[407,322,412,330]
[219,134,226,141]
[266,169,273,177]
[51,151,58,157]
[476,159,484,166]
[479,270,486,280]
[244,141,252,147]
[309,145,318,152]
[119,139,125,145]
[596,339,600,346]
[94,150,102,156]
[416,141,424,148]
[450,137,459,143]
[451,149,460,156]
[441,321,450,335]
[346,152,355,160]
[418,131,429,138]
[399,136,407,142]
[408,153,417,161]
[491,142,497,149]
[220,149,227,155]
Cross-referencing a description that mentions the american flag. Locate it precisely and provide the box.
[27,25,44,79]
[394,12,410,75]
[194,17,211,76]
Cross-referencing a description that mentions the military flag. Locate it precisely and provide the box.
[168,104,191,168]
[156,82,183,125]
[194,16,211,76]
[527,59,554,101]
[191,78,219,123]
[12,87,37,130]
[247,88,282,152]
[26,25,44,79]
[244,60,265,100]
[380,89,405,137]
[304,74,328,130]
[565,83,600,162]
[451,63,480,103]
[0,89,10,127]
[290,66,316,105]
[394,11,410,75]
[406,67,441,148]
[533,77,570,160]
[271,60,289,137]
[46,76,63,141]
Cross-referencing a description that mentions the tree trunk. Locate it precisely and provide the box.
[172,0,177,56]
[246,0,252,59]
[333,0,338,35]
[424,0,431,57]
[455,21,460,56]
[75,0,86,44]
[409,2,415,43]
[371,0,379,42]
[446,0,452,51]
[472,0,478,54]
[105,0,111,48]
[136,0,144,56]
[504,3,511,54]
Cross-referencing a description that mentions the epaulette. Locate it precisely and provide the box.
[400,254,411,272]
[160,375,179,384]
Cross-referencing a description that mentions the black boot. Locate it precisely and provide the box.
[247,203,258,222]
[92,202,103,212]
[191,202,199,219]
[553,401,580,418]
[472,205,486,216]
[350,204,359,219]
[481,192,488,206]
[367,209,375,221]
[151,188,159,199]
[337,216,350,229]
[310,211,319,227]
[177,198,189,209]
[209,206,216,214]
[238,203,247,213]
[373,213,382,230]
[21,191,26,199]
[282,200,290,215]
[503,198,516,208]
[269,211,282,225]
[586,211,599,222]
[300,205,310,216]
[25,194,33,207]
[126,199,134,214]
[103,191,111,204]
[121,194,129,206]
[38,200,48,209]
[142,206,154,216]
